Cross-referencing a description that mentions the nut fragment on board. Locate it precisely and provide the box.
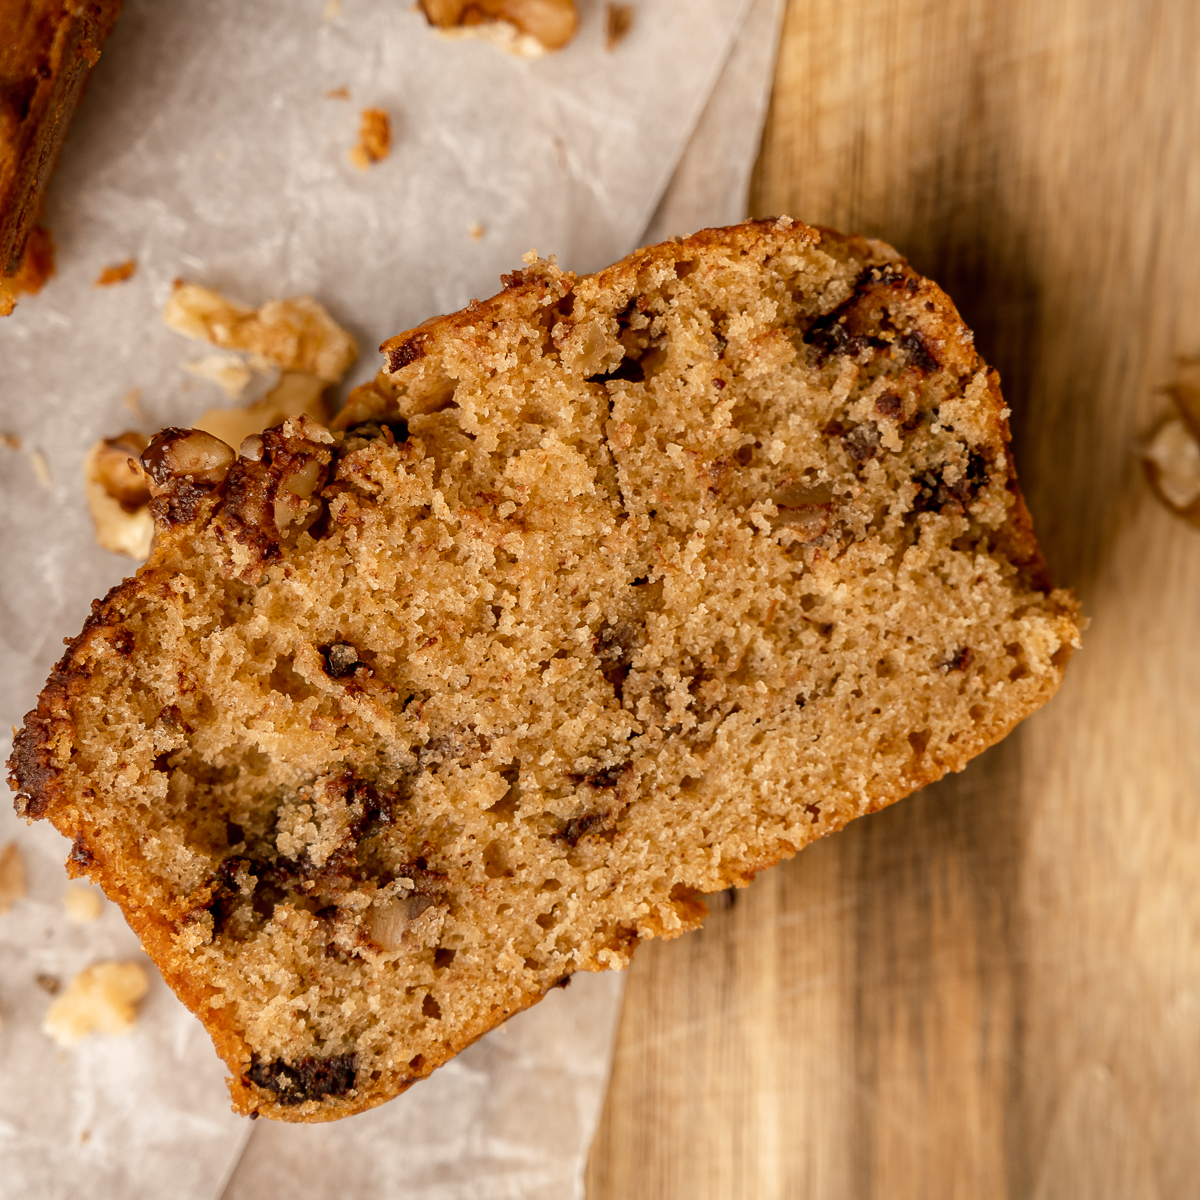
[163,284,357,382]
[0,842,27,913]
[83,432,155,559]
[418,0,578,56]
[349,108,392,170]
[64,885,104,922]
[43,961,149,1047]
[1141,359,1200,526]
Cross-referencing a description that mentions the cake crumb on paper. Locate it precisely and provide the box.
[43,961,149,1047]
[64,885,104,922]
[1,432,20,450]
[0,842,27,912]
[95,260,137,287]
[469,222,485,241]
[323,0,342,20]
[36,974,61,995]
[123,387,144,418]
[605,4,634,50]
[349,108,392,170]
[325,86,350,100]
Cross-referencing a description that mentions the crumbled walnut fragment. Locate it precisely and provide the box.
[0,842,27,913]
[349,108,392,170]
[194,370,332,450]
[605,3,634,50]
[1141,360,1200,527]
[418,0,578,56]
[64,885,104,922]
[43,961,149,1047]
[185,353,253,399]
[95,259,136,286]
[84,431,155,559]
[164,284,357,383]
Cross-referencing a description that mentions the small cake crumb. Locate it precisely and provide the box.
[123,388,144,418]
[64,885,104,922]
[469,222,485,241]
[0,842,27,913]
[43,961,149,1047]
[95,260,137,287]
[28,449,51,489]
[605,3,634,50]
[1,432,20,450]
[325,86,350,100]
[349,108,392,171]
[36,973,61,995]
[323,0,342,20]
[185,353,253,399]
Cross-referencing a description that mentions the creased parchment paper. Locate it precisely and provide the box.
[0,1,781,1196]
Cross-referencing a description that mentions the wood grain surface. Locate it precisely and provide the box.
[587,1,1200,1196]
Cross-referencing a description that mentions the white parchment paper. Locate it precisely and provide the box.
[0,1,782,1196]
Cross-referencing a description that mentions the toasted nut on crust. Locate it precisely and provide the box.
[141,428,237,488]
[418,0,577,55]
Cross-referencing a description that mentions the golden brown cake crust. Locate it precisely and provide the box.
[10,220,1081,1121]
[0,0,121,305]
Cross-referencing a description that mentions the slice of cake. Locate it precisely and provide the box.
[8,219,1081,1121]
[0,0,123,315]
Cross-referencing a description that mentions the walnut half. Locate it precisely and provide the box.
[83,432,155,559]
[418,0,578,56]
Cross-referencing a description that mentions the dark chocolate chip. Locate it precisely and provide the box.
[246,1053,356,1105]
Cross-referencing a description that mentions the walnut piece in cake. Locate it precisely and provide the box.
[11,220,1080,1121]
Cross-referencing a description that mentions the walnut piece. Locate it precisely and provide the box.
[418,0,578,56]
[0,842,27,913]
[163,285,357,383]
[95,259,136,286]
[83,432,154,559]
[1141,360,1200,526]
[43,961,149,1047]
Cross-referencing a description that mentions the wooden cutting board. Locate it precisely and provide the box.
[587,1,1200,1195]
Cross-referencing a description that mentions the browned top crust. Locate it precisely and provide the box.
[8,220,1080,1121]
[0,0,121,289]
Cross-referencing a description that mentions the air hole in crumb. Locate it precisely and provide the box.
[482,841,512,878]
[422,994,441,1019]
[370,1069,382,1081]
[969,704,986,722]
[679,775,701,791]
[675,260,697,278]
[496,903,512,915]
[908,729,930,757]
[536,912,556,929]
[1009,664,1029,681]
[540,878,561,892]
[800,594,819,612]
[735,444,754,466]
[433,947,456,968]
[1050,644,1071,667]
[409,1054,425,1071]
